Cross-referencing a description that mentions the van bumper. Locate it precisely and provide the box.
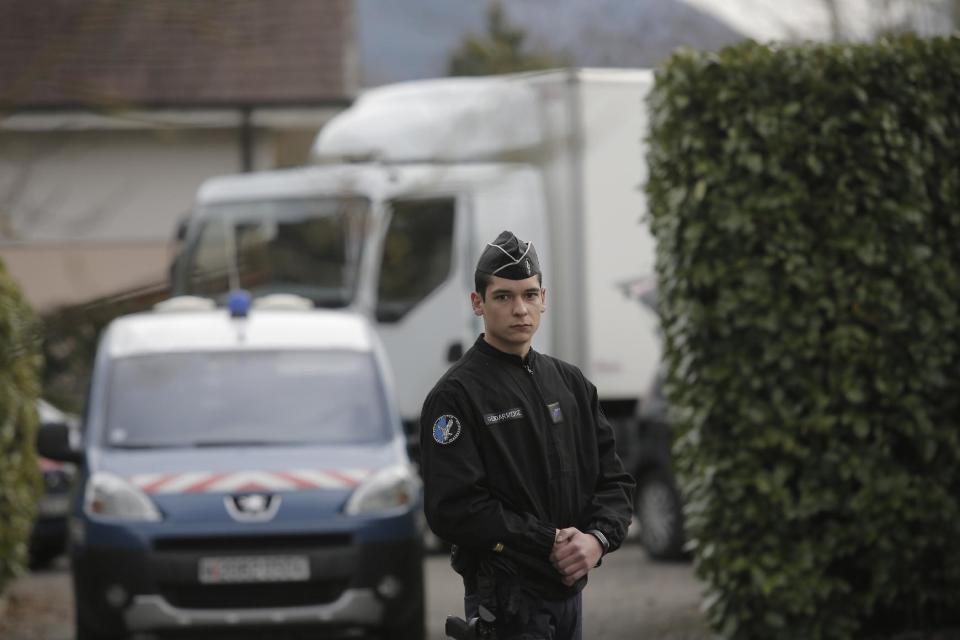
[72,527,423,636]
[125,588,382,630]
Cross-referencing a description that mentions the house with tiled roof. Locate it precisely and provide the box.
[0,0,357,310]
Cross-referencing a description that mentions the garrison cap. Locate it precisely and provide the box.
[476,230,541,280]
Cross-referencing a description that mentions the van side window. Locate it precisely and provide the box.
[376,198,455,323]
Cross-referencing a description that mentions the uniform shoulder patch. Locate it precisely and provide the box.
[432,414,462,445]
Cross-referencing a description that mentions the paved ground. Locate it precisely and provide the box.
[0,556,74,640]
[0,543,712,640]
[426,543,711,640]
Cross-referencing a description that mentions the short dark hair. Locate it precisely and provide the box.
[474,271,542,301]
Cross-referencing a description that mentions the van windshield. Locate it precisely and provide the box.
[103,351,391,449]
[182,197,370,307]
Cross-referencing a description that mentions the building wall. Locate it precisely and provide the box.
[0,122,322,310]
[0,241,170,311]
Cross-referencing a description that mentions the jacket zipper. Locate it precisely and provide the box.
[524,363,568,476]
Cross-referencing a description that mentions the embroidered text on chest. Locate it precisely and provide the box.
[483,407,526,425]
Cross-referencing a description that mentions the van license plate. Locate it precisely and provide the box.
[199,555,310,584]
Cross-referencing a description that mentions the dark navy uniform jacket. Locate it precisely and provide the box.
[420,335,635,600]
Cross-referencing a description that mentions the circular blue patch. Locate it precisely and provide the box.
[433,414,462,446]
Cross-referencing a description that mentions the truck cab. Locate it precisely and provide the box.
[171,161,551,445]
[171,69,661,459]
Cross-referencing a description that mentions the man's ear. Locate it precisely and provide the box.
[470,291,484,317]
[540,287,547,313]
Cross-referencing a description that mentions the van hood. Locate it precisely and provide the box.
[94,443,399,496]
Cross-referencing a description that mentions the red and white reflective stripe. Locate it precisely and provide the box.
[129,469,371,494]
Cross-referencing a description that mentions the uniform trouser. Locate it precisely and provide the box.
[465,582,583,640]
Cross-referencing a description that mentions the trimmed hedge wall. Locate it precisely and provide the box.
[646,36,960,639]
[0,258,42,594]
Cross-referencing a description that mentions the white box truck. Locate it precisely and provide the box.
[170,69,680,557]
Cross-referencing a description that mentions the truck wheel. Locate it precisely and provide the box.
[636,469,685,560]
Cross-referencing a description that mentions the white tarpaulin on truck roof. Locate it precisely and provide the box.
[312,75,544,163]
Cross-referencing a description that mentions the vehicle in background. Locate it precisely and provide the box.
[630,366,685,560]
[39,294,425,640]
[169,69,662,467]
[616,278,686,561]
[31,399,78,567]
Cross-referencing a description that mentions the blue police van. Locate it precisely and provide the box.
[40,294,425,639]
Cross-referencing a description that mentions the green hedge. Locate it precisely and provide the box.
[42,283,168,413]
[646,36,960,639]
[0,258,42,594]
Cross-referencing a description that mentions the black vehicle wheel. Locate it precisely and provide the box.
[636,469,685,561]
[380,605,425,640]
[75,624,125,640]
[75,605,126,640]
[28,544,64,569]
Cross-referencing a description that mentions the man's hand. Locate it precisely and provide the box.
[549,527,603,587]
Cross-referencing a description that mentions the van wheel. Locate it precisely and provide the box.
[381,603,425,640]
[28,544,64,569]
[76,605,126,640]
[636,469,685,560]
[76,624,125,640]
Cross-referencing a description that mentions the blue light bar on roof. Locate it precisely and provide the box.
[228,290,252,318]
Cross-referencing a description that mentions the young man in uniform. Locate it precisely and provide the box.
[420,230,635,640]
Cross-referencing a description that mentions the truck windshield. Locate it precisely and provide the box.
[181,197,370,307]
[103,351,391,448]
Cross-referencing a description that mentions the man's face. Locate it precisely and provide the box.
[471,274,546,355]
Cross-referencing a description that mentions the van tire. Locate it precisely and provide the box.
[76,623,124,640]
[75,602,126,640]
[382,619,425,640]
[636,469,685,560]
[381,602,425,640]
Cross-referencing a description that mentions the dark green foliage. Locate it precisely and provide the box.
[0,258,42,594]
[448,1,567,76]
[646,36,960,639]
[42,284,168,413]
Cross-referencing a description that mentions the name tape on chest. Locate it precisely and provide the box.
[483,407,525,426]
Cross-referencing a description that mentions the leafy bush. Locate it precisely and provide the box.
[0,258,42,594]
[646,36,960,639]
[42,283,168,413]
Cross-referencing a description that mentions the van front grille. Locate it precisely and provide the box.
[159,580,349,609]
[152,533,352,553]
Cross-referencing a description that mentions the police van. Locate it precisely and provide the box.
[39,294,425,640]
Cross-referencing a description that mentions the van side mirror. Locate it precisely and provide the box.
[37,421,84,465]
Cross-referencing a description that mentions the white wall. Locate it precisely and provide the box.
[0,124,313,310]
[0,129,264,243]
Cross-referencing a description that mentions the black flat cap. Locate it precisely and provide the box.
[476,230,541,280]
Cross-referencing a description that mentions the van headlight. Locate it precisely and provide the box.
[84,472,162,521]
[345,465,421,515]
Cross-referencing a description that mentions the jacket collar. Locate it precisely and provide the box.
[475,334,537,368]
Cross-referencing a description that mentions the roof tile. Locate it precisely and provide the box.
[0,0,356,108]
